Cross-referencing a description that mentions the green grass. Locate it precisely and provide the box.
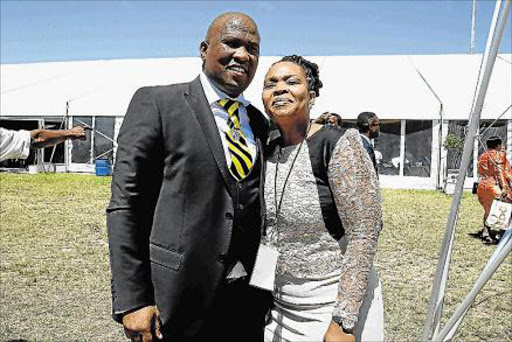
[377,189,512,342]
[1,174,511,341]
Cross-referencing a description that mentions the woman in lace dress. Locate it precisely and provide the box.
[261,55,383,342]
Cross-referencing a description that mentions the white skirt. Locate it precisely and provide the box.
[264,265,384,342]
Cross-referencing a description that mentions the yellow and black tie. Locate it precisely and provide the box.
[218,98,254,181]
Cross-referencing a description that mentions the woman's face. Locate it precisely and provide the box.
[262,61,315,123]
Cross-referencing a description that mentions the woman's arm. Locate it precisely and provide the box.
[326,129,382,336]
[497,151,512,202]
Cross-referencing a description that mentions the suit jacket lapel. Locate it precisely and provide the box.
[184,77,235,197]
[246,105,268,149]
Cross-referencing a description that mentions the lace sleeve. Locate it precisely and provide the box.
[327,129,382,328]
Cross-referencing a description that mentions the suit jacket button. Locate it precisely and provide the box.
[218,253,228,263]
[225,212,234,220]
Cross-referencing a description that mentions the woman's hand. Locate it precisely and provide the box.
[323,320,355,342]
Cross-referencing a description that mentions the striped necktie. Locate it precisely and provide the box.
[217,98,254,181]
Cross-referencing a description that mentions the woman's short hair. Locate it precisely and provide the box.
[277,55,323,97]
[486,136,502,149]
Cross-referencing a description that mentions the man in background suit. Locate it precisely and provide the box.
[357,111,380,173]
[107,12,270,342]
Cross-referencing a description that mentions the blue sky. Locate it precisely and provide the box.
[1,1,511,64]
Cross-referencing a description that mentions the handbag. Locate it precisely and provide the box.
[486,199,512,230]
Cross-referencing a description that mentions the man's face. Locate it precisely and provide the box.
[327,115,339,126]
[369,117,380,139]
[200,17,260,97]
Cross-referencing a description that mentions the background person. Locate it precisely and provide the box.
[315,112,342,127]
[0,126,87,162]
[262,55,383,342]
[476,136,512,243]
[107,12,271,342]
[356,112,380,173]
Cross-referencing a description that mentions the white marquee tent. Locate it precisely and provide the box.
[1,54,511,189]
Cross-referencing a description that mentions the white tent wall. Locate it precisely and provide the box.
[1,54,511,189]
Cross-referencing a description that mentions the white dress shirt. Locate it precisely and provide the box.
[360,133,372,146]
[199,72,258,280]
[199,72,257,167]
[0,128,31,162]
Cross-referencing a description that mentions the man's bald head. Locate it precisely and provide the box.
[200,12,260,97]
[205,12,260,43]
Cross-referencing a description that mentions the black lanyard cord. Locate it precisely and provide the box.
[273,123,312,225]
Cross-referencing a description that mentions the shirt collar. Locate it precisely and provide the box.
[360,133,371,144]
[199,71,250,107]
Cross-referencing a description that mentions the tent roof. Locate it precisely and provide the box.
[1,54,510,120]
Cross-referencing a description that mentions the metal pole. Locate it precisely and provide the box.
[432,221,457,338]
[48,101,69,169]
[470,0,477,53]
[470,0,503,118]
[408,57,445,189]
[400,120,405,176]
[436,229,512,341]
[421,1,508,340]
[437,107,444,190]
[441,227,512,341]
[90,117,96,164]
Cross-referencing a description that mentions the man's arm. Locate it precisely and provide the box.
[107,87,164,327]
[0,126,88,162]
[30,126,88,148]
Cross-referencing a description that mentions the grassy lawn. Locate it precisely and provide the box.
[0,173,511,342]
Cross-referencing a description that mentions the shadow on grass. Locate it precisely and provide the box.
[468,228,507,245]
[472,290,511,308]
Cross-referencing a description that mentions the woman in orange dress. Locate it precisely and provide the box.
[476,136,512,243]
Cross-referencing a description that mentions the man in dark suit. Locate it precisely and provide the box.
[357,111,380,173]
[107,12,270,342]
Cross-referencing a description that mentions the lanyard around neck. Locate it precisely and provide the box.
[273,123,312,225]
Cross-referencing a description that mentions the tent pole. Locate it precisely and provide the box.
[431,219,457,337]
[440,226,512,341]
[437,106,444,190]
[436,229,512,341]
[48,101,69,170]
[407,57,445,189]
[470,0,477,54]
[421,0,508,340]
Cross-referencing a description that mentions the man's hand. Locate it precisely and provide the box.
[30,126,89,148]
[69,125,89,140]
[323,320,355,342]
[122,305,163,342]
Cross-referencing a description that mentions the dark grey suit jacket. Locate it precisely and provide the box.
[361,134,377,173]
[107,77,268,332]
